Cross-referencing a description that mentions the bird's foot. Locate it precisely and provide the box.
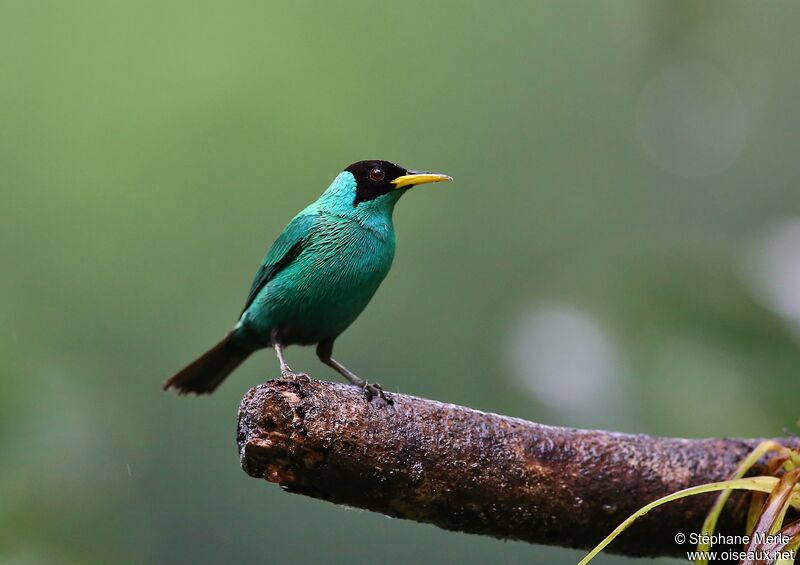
[280,370,311,383]
[362,381,393,405]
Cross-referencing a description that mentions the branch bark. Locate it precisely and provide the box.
[237,379,798,558]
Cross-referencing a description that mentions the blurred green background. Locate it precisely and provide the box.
[3,1,800,563]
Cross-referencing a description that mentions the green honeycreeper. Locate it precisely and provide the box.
[164,160,452,401]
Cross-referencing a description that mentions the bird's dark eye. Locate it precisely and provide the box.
[369,167,385,182]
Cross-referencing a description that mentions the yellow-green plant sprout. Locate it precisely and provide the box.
[576,476,786,565]
[578,441,800,565]
[741,467,800,565]
[698,441,787,562]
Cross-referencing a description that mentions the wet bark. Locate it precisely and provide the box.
[237,378,796,557]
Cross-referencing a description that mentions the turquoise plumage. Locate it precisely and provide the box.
[164,160,452,401]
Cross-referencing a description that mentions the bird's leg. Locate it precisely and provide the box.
[316,339,392,404]
[274,342,310,382]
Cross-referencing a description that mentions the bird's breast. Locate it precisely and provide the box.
[249,216,396,344]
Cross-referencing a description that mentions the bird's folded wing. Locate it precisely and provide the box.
[240,213,318,315]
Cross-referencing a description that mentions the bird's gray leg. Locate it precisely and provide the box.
[274,342,309,381]
[316,339,392,404]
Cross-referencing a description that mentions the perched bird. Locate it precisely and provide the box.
[164,160,452,401]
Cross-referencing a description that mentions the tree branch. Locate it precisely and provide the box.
[237,379,797,558]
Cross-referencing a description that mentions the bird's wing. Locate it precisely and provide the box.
[240,213,318,315]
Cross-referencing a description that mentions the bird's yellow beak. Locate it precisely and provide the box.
[391,172,453,189]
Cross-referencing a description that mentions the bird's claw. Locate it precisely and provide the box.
[363,381,393,405]
[281,371,311,383]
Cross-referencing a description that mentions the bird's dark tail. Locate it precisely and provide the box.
[163,332,252,395]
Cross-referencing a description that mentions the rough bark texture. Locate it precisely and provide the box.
[237,378,798,558]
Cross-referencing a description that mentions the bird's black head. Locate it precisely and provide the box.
[345,160,453,206]
[346,160,407,205]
